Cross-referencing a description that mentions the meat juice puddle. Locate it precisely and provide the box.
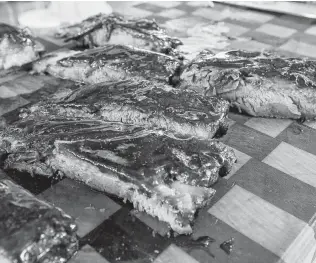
[152,224,236,258]
[177,236,216,258]
[128,210,232,259]
[173,235,234,257]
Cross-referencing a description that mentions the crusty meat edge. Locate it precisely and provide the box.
[47,141,217,234]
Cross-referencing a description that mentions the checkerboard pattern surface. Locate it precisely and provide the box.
[1,1,316,263]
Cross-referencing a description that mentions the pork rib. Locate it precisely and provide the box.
[55,13,182,56]
[0,80,235,234]
[0,119,236,234]
[180,50,316,120]
[0,179,78,263]
[33,45,182,86]
[18,79,230,139]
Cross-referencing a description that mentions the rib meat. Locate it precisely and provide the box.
[16,79,230,139]
[0,23,39,70]
[32,45,182,86]
[0,116,236,234]
[0,79,236,233]
[0,179,78,263]
[55,13,182,56]
[180,50,316,120]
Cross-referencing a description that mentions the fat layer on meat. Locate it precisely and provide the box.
[180,50,316,120]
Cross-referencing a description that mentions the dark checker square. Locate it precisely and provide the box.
[277,122,316,156]
[269,15,313,31]
[231,158,316,223]
[134,3,165,13]
[291,32,316,46]
[220,123,280,161]
[4,169,63,195]
[85,208,171,262]
[242,30,289,47]
[222,17,261,31]
[174,2,200,14]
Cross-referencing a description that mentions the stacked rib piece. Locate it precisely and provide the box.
[0,13,237,239]
[54,13,183,56]
[0,77,236,234]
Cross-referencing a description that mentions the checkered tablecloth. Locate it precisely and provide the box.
[1,2,316,263]
[108,1,316,59]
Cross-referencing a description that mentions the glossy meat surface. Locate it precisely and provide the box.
[0,118,235,186]
[33,45,182,86]
[0,179,78,263]
[32,48,81,74]
[180,50,316,120]
[0,119,236,234]
[17,79,229,139]
[49,130,235,233]
[0,84,236,233]
[55,13,182,56]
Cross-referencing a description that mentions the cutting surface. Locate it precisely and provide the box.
[1,1,316,263]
